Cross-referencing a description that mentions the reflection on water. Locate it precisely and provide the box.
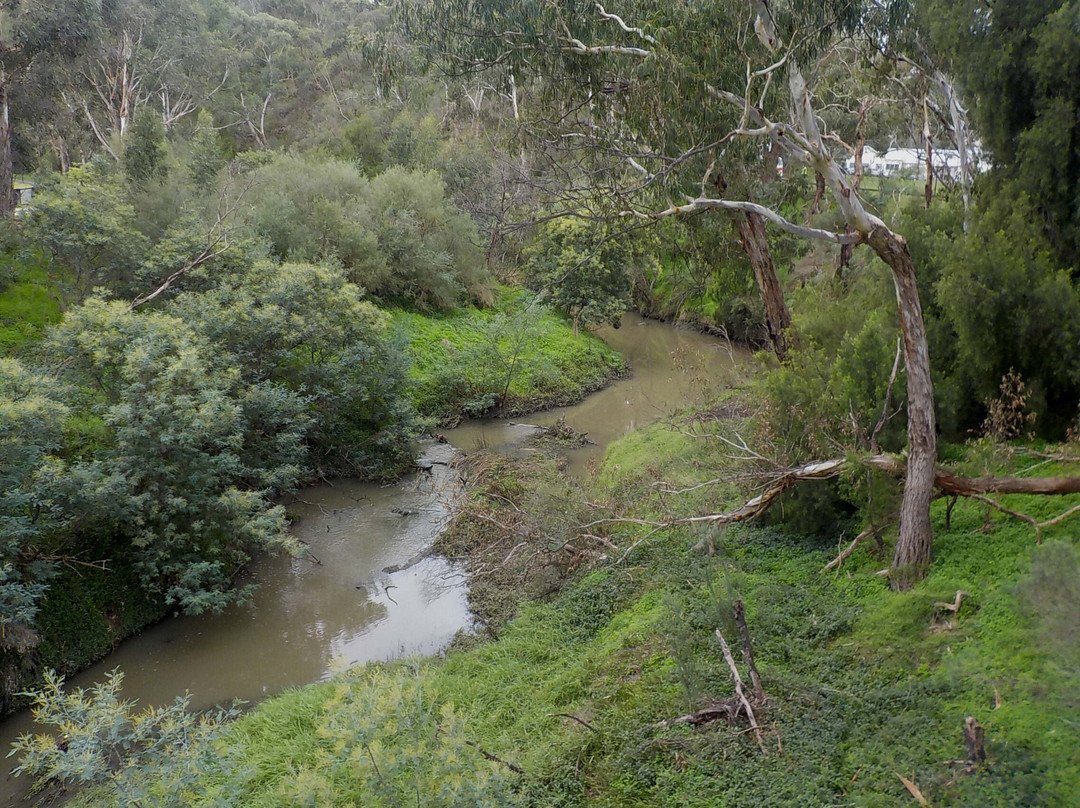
[447,312,748,473]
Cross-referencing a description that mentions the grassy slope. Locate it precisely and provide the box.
[87,412,1079,807]
[392,290,625,422]
[0,264,61,356]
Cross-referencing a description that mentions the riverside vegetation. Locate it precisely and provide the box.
[2,0,1080,805]
[23,403,1080,807]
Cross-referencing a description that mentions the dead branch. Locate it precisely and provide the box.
[128,177,252,310]
[464,739,525,775]
[823,513,897,573]
[1037,501,1080,530]
[548,712,599,732]
[934,590,968,614]
[870,337,903,453]
[734,600,765,704]
[716,628,766,754]
[655,702,738,729]
[895,772,929,806]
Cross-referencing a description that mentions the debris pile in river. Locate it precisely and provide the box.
[531,417,595,447]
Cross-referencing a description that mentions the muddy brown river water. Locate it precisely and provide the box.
[0,313,744,803]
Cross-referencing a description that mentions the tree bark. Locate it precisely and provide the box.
[732,210,791,360]
[0,85,14,218]
[865,226,936,589]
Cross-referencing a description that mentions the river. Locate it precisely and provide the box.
[0,313,744,804]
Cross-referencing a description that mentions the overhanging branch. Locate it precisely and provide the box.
[633,198,862,245]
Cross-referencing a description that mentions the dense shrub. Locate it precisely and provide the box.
[244,155,490,310]
[175,261,417,478]
[905,196,1080,437]
[524,218,653,334]
[42,300,309,614]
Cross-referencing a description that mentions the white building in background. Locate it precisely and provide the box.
[844,146,989,180]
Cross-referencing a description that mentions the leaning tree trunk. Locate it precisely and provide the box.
[866,226,937,589]
[732,210,791,360]
[0,86,14,218]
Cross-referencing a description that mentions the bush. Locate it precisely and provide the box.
[175,261,417,478]
[905,196,1080,438]
[43,299,307,614]
[11,668,242,802]
[244,155,490,310]
[524,218,654,334]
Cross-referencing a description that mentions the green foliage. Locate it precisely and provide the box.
[19,166,150,308]
[0,253,63,355]
[904,196,1080,436]
[0,358,70,634]
[123,109,169,189]
[44,299,306,614]
[1014,541,1080,690]
[758,268,907,460]
[285,666,521,807]
[919,0,1080,266]
[244,155,489,310]
[186,110,227,186]
[174,261,416,478]
[363,165,489,309]
[524,219,651,334]
[392,291,625,420]
[339,112,388,175]
[633,217,780,347]
[10,668,242,803]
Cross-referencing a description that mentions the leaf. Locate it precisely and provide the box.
[895,772,929,806]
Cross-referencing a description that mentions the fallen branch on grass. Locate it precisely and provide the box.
[657,601,768,753]
[581,454,1080,565]
[823,516,894,573]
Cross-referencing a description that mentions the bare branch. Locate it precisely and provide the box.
[562,43,651,57]
[127,177,253,310]
[594,3,657,44]
[716,628,766,754]
[635,197,861,244]
[870,337,903,452]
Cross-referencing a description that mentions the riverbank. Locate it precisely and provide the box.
[392,289,627,424]
[0,293,625,720]
[54,405,1080,807]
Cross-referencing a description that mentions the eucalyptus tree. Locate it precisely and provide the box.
[404,0,943,588]
[0,0,102,215]
[399,0,810,360]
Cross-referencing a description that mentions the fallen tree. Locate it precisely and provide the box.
[580,453,1080,576]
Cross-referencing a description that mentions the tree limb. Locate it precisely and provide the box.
[635,197,861,244]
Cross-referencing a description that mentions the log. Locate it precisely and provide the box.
[863,455,1080,496]
[655,702,738,728]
